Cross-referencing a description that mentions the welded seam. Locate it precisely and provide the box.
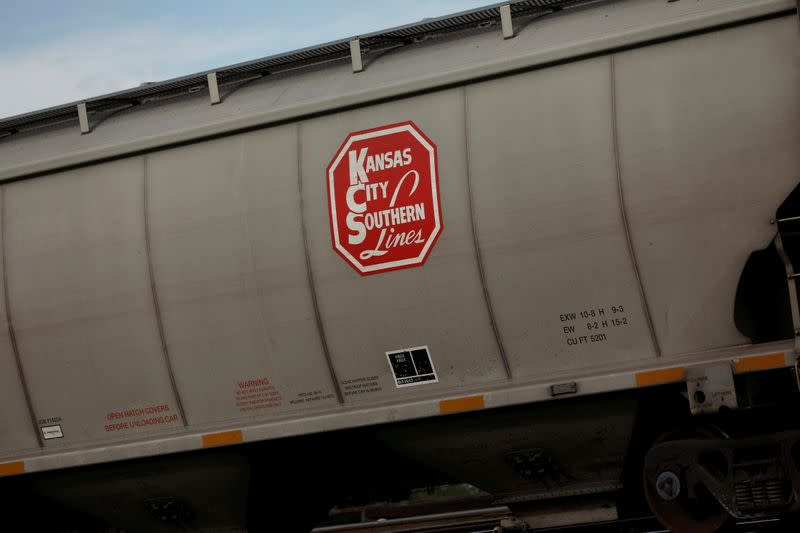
[0,188,43,447]
[462,87,512,379]
[296,124,344,403]
[143,156,188,425]
[609,55,662,358]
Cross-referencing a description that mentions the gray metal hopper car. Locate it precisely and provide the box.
[0,1,798,531]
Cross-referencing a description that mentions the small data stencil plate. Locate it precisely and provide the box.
[386,346,438,388]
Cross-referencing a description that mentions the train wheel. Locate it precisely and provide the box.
[643,430,730,533]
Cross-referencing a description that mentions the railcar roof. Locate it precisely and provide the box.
[0,0,601,134]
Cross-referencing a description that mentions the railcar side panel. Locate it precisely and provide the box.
[615,16,800,356]
[4,160,184,447]
[300,89,508,401]
[0,210,39,453]
[466,57,658,376]
[145,127,340,425]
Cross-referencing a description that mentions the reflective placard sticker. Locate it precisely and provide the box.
[386,346,438,387]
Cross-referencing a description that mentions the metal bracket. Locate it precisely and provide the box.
[773,231,800,354]
[794,357,800,393]
[207,72,221,105]
[795,358,800,392]
[350,39,364,73]
[686,363,737,415]
[500,4,515,39]
[77,102,90,134]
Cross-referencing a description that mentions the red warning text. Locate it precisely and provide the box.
[236,376,283,413]
[104,404,179,432]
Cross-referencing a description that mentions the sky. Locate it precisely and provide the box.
[0,0,492,120]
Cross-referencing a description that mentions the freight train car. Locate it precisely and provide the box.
[0,0,798,531]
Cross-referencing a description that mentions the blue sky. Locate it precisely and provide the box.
[0,1,491,119]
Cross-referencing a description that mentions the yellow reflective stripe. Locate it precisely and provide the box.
[202,430,243,448]
[733,353,786,374]
[439,395,485,414]
[635,367,685,387]
[0,461,24,477]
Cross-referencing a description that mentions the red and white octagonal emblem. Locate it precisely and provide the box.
[327,121,442,275]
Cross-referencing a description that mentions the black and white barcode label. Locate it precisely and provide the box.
[386,346,438,388]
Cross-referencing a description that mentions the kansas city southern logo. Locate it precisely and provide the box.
[326,121,442,275]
